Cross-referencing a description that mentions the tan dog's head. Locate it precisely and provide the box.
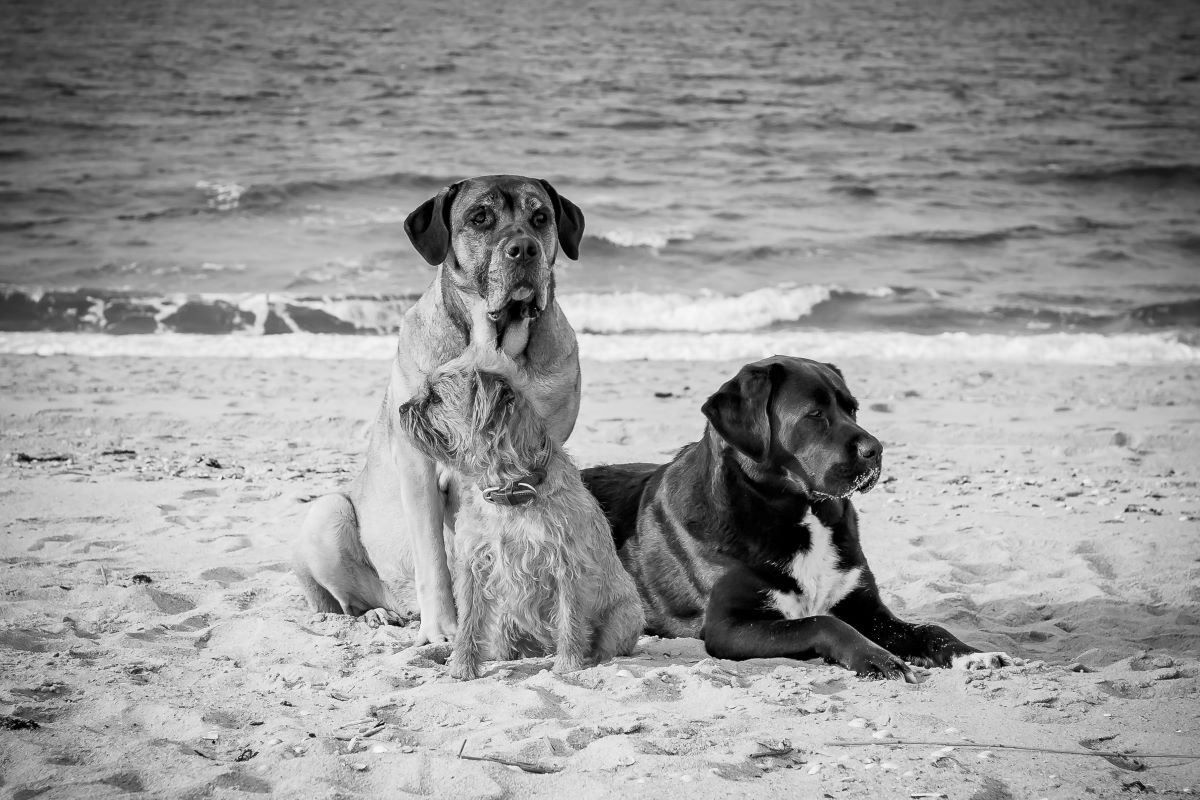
[397,352,552,486]
[701,355,883,500]
[404,175,584,341]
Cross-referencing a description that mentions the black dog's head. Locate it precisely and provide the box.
[403,175,585,338]
[701,355,883,499]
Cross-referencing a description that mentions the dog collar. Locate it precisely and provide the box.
[481,469,546,506]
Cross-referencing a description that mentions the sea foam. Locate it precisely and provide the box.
[560,285,845,333]
[590,228,695,250]
[1,330,1195,365]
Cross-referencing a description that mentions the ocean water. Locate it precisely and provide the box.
[2,0,1199,362]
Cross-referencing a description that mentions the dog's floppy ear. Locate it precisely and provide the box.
[471,369,551,472]
[701,363,777,462]
[404,182,461,266]
[471,370,515,439]
[538,179,585,261]
[823,362,843,379]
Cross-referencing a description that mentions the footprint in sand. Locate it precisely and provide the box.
[1074,541,1117,579]
[25,533,74,552]
[0,628,67,653]
[199,566,247,586]
[164,514,205,527]
[203,772,273,795]
[210,534,253,552]
[200,708,246,729]
[100,772,148,793]
[142,586,198,615]
[81,539,126,553]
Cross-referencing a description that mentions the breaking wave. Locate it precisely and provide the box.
[4,286,1200,338]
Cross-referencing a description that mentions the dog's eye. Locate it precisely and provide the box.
[531,210,548,227]
[469,209,490,227]
[807,409,824,420]
[428,391,441,405]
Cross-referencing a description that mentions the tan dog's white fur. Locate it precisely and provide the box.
[293,176,585,644]
[398,347,643,679]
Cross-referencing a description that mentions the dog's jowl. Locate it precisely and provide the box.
[583,355,1018,680]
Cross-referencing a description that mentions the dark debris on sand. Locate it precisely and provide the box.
[1,715,41,730]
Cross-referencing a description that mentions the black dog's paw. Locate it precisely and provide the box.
[906,625,983,669]
[842,644,916,684]
[908,643,975,669]
[953,651,1023,671]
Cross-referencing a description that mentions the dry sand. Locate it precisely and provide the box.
[1,353,1198,799]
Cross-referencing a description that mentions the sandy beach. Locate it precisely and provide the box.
[4,0,1198,796]
[2,352,1198,799]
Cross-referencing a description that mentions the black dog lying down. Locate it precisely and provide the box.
[582,355,1016,681]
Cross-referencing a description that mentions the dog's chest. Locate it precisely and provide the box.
[766,515,862,620]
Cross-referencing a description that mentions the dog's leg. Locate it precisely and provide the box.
[704,566,916,682]
[448,550,488,681]
[552,577,589,674]
[294,493,396,619]
[587,547,645,662]
[831,582,1021,670]
[589,600,643,662]
[399,456,459,645]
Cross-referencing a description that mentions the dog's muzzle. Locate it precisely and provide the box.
[481,469,546,506]
[851,465,881,494]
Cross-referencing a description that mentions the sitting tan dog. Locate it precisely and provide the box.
[398,345,643,679]
[294,176,585,645]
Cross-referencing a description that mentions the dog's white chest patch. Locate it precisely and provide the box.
[767,513,862,620]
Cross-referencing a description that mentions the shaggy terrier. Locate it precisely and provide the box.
[398,348,643,680]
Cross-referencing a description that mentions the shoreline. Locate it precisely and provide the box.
[1,328,1198,364]
[1,353,1198,798]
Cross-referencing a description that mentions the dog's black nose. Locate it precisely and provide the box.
[504,237,539,260]
[855,436,881,461]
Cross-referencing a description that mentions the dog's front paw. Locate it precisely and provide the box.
[953,651,1023,671]
[905,625,990,668]
[552,655,586,675]
[360,607,408,628]
[448,653,480,681]
[841,644,916,684]
[415,614,458,645]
